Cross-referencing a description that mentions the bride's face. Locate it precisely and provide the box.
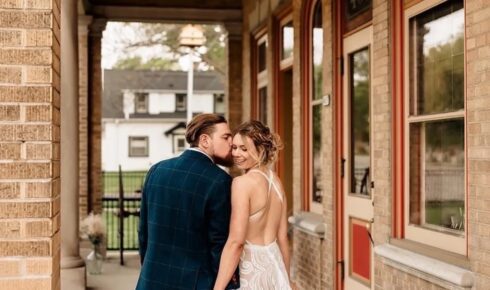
[232,134,259,170]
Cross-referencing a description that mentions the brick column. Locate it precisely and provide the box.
[60,1,85,289]
[78,15,92,221]
[88,19,106,214]
[0,1,61,290]
[224,23,243,130]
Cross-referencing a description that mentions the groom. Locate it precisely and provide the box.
[136,114,240,290]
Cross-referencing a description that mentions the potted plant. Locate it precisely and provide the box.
[80,212,106,274]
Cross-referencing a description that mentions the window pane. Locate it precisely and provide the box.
[410,0,464,115]
[258,87,268,125]
[129,137,148,157]
[281,21,294,60]
[176,94,186,111]
[349,48,370,195]
[409,119,465,232]
[135,93,148,113]
[258,41,267,72]
[312,0,323,101]
[312,104,322,202]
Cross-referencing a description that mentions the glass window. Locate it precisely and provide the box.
[407,0,465,235]
[174,136,186,154]
[214,93,226,114]
[175,94,186,112]
[311,0,323,203]
[135,92,148,114]
[349,48,370,195]
[281,21,294,60]
[129,136,149,157]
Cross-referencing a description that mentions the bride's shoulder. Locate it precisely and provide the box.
[231,174,256,190]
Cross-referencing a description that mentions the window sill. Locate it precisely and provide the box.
[288,211,325,239]
[374,243,474,287]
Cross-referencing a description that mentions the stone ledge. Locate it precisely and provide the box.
[374,244,474,288]
[288,211,325,239]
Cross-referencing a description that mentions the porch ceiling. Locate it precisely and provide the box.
[83,0,242,23]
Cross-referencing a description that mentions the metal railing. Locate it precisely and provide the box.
[102,167,147,265]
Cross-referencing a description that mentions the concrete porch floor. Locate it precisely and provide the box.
[81,248,141,290]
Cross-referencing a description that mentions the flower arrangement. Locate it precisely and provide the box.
[80,212,106,247]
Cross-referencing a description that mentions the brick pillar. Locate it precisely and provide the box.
[60,1,85,289]
[78,15,92,221]
[225,23,243,130]
[0,1,61,290]
[88,19,106,214]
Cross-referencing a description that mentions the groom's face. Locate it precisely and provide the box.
[209,123,233,167]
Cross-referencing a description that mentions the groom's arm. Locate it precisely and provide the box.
[207,176,240,289]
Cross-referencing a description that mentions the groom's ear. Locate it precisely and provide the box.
[199,134,211,148]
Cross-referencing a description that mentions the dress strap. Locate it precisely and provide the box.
[247,169,273,219]
[249,169,283,203]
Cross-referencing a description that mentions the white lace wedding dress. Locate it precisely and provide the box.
[238,170,292,290]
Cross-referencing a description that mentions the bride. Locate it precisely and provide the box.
[213,120,292,290]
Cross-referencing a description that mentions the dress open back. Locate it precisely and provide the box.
[238,169,292,290]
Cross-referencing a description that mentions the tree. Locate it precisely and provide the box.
[111,23,227,77]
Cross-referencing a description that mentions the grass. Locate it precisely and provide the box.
[103,203,141,250]
[102,171,148,195]
[425,200,464,231]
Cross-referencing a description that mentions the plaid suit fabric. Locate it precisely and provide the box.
[136,150,239,290]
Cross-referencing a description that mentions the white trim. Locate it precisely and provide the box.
[375,244,473,287]
[403,0,467,255]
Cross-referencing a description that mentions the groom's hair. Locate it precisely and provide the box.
[185,113,227,147]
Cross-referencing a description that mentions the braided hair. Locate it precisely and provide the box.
[233,120,283,166]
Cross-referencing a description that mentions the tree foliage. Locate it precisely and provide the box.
[111,23,227,76]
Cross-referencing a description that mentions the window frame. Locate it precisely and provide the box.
[402,0,467,255]
[175,94,186,112]
[173,135,186,154]
[128,136,149,157]
[134,92,149,114]
[251,25,269,125]
[301,0,324,213]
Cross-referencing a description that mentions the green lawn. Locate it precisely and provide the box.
[102,171,148,195]
[103,205,140,250]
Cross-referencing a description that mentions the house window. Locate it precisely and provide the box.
[404,0,465,254]
[252,29,269,125]
[281,20,294,61]
[134,92,149,114]
[214,94,226,115]
[128,136,149,157]
[176,94,186,112]
[310,0,324,207]
[173,135,186,154]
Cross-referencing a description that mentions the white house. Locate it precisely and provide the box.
[102,69,225,172]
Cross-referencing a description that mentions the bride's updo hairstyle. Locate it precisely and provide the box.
[233,120,283,166]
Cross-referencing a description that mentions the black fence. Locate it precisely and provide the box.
[101,169,147,264]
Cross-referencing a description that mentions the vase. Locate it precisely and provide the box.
[86,244,103,275]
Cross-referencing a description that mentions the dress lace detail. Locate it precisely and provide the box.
[239,241,292,290]
[239,169,291,290]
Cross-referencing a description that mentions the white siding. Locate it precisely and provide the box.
[149,93,174,113]
[192,94,214,113]
[102,120,178,171]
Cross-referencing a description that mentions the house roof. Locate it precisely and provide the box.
[102,69,224,118]
[164,122,187,136]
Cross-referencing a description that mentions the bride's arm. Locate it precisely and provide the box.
[214,177,250,290]
[276,184,291,280]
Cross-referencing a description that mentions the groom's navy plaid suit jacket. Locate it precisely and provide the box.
[136,149,240,290]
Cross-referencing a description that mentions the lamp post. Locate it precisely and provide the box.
[179,24,206,125]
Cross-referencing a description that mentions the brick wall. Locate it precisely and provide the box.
[466,0,490,288]
[0,1,61,290]
[371,0,392,246]
[78,19,89,220]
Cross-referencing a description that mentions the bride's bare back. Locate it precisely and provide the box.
[244,169,285,245]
